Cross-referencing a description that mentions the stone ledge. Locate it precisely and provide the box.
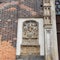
[16,55,44,60]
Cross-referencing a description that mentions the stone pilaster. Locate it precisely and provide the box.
[51,0,59,60]
[43,0,59,60]
[43,0,52,60]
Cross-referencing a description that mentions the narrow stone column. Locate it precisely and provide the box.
[44,28,52,60]
[43,0,52,60]
[43,0,59,60]
[51,0,59,60]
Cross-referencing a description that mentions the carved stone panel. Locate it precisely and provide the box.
[21,20,40,56]
[23,20,38,38]
[20,46,40,56]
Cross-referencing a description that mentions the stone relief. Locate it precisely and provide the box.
[23,20,38,38]
[21,20,40,56]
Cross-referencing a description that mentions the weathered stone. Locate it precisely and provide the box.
[20,20,40,56]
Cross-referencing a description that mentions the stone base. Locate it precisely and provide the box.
[20,45,40,56]
[16,55,44,60]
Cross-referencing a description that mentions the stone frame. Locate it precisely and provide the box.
[16,18,44,56]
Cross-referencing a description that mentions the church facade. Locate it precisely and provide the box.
[0,0,59,60]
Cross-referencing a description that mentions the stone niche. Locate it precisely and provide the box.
[16,18,44,57]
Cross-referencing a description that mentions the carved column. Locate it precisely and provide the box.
[43,0,59,60]
[43,0,52,60]
[50,0,59,60]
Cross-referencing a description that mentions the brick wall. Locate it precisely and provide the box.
[0,0,43,59]
[0,35,16,60]
[0,1,18,60]
[0,1,19,47]
[0,0,43,47]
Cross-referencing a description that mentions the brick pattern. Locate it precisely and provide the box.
[0,0,43,59]
[18,0,43,18]
[0,1,18,47]
[0,0,43,18]
[0,0,43,48]
[0,35,16,60]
